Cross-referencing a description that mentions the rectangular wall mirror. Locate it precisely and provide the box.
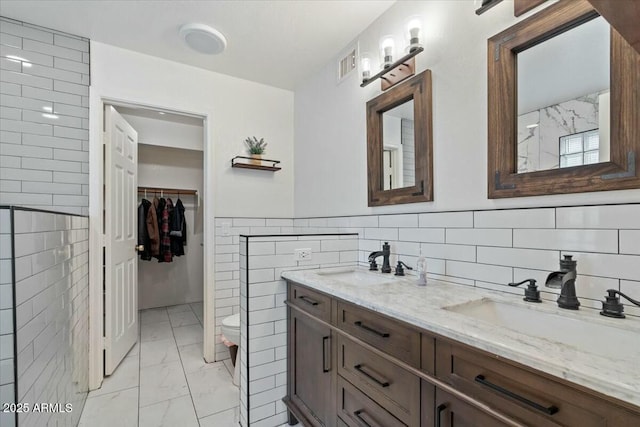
[488,0,640,198]
[367,70,433,206]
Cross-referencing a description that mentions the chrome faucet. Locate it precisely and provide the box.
[368,242,391,273]
[545,255,580,310]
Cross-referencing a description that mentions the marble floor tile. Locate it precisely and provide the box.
[223,358,234,376]
[140,338,179,368]
[199,406,239,427]
[127,341,140,357]
[178,342,216,374]
[186,362,238,418]
[140,307,169,325]
[173,323,203,347]
[140,320,173,343]
[190,302,203,322]
[78,388,138,427]
[168,310,199,328]
[166,304,191,314]
[139,360,189,407]
[89,354,139,397]
[138,395,199,427]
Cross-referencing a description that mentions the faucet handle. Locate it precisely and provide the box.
[600,289,640,319]
[394,261,413,276]
[508,279,542,303]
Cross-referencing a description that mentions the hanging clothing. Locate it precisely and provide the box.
[159,198,173,263]
[147,197,160,256]
[170,198,186,256]
[137,199,152,260]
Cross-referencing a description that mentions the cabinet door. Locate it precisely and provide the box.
[289,310,335,427]
[434,388,511,427]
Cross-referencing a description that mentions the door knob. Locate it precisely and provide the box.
[135,245,144,252]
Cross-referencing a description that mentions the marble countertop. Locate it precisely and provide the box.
[281,266,640,408]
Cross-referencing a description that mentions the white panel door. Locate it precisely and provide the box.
[104,105,138,375]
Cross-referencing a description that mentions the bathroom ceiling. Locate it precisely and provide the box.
[0,0,395,90]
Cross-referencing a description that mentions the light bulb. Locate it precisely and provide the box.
[406,16,423,52]
[380,36,395,68]
[361,55,371,81]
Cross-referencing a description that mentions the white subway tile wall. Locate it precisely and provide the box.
[10,209,89,427]
[0,208,15,427]
[0,18,90,215]
[239,234,358,427]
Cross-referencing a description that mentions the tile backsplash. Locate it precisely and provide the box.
[0,18,90,215]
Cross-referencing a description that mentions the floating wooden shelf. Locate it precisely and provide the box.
[231,156,281,171]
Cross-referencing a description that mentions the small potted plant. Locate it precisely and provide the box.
[244,136,267,165]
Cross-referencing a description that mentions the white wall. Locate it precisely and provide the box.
[91,41,294,218]
[137,144,204,309]
[293,0,640,218]
[121,112,204,151]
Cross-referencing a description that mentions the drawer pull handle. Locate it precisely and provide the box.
[353,364,390,388]
[298,295,319,306]
[474,374,559,415]
[435,404,447,427]
[354,321,390,338]
[354,410,379,427]
[322,336,330,373]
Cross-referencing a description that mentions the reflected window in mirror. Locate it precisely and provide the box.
[367,70,433,206]
[487,0,640,198]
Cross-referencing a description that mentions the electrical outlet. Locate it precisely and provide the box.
[294,248,312,261]
[221,222,231,236]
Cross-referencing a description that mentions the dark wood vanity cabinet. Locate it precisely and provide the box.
[285,281,640,427]
[286,283,336,427]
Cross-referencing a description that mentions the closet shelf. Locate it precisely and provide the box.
[231,156,281,171]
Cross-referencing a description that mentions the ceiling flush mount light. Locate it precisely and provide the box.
[179,23,227,55]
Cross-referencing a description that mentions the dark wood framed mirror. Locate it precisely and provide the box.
[488,0,640,198]
[367,70,433,206]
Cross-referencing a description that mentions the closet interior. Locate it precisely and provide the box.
[117,106,205,310]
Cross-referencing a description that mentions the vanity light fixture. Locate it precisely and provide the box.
[360,46,423,90]
[179,23,227,55]
[360,18,425,90]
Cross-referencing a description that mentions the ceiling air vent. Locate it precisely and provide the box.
[338,47,357,83]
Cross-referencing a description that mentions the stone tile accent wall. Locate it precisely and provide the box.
[0,18,90,215]
[8,208,89,427]
[0,207,15,427]
[239,234,358,427]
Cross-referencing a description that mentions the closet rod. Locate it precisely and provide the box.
[137,186,198,196]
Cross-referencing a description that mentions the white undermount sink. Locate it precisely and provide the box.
[316,268,396,286]
[445,298,640,361]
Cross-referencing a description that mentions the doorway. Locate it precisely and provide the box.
[89,99,217,388]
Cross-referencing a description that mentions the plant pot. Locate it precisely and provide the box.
[249,154,262,165]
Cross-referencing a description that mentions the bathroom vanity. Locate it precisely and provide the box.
[282,267,640,427]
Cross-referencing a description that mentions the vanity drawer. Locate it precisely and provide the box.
[337,335,419,426]
[288,282,332,323]
[337,376,406,427]
[336,301,420,367]
[436,339,640,427]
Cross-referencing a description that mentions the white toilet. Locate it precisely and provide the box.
[221,313,240,386]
